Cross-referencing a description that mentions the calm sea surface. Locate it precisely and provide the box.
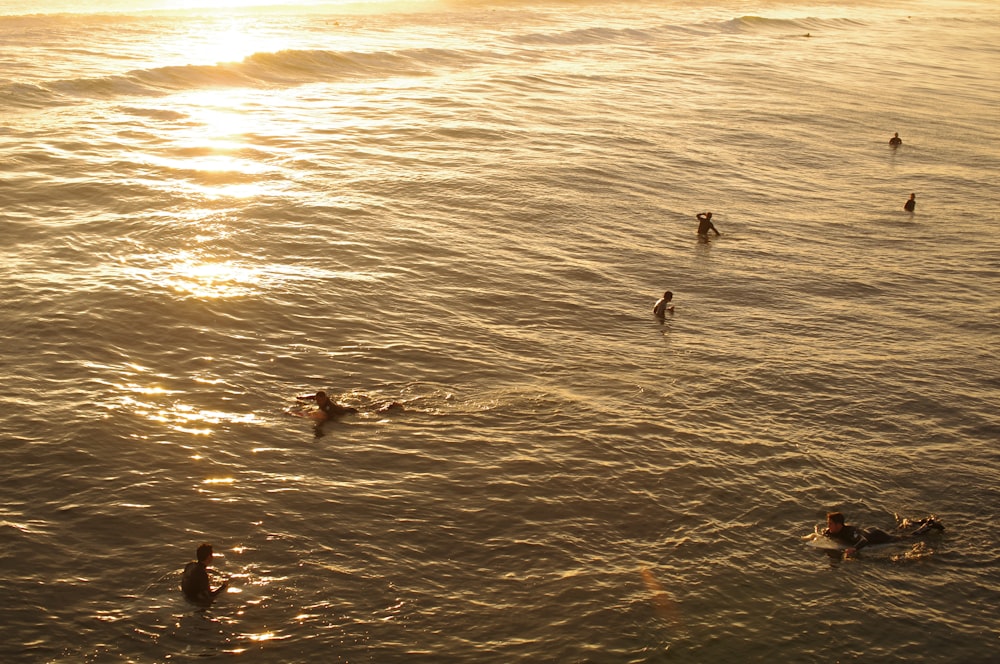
[1,0,999,661]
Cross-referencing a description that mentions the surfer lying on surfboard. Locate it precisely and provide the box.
[295,390,404,422]
[815,511,944,557]
[297,391,359,420]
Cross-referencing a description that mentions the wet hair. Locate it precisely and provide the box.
[196,543,213,562]
[315,391,327,399]
[826,512,845,526]
[664,291,673,300]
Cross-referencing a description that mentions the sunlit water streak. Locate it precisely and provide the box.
[1,0,999,662]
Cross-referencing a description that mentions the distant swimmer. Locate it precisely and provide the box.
[889,132,902,147]
[904,193,916,212]
[822,511,943,558]
[182,543,229,605]
[696,211,720,237]
[653,291,674,317]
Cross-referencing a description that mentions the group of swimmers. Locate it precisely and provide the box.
[651,210,719,318]
[654,132,916,317]
[180,391,407,605]
[890,132,917,212]
[184,132,936,603]
[182,512,948,606]
[646,137,941,559]
[182,514,949,606]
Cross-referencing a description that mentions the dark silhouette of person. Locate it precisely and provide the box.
[696,212,720,237]
[313,390,358,419]
[823,511,943,558]
[182,543,229,605]
[653,291,674,317]
[890,132,902,146]
[297,391,402,422]
[904,193,916,212]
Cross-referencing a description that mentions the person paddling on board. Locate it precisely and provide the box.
[182,543,229,605]
[296,390,403,421]
[298,390,358,421]
[904,193,916,212]
[653,291,674,318]
[696,212,720,238]
[823,511,943,558]
[889,132,902,147]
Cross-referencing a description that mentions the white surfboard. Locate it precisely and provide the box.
[804,533,850,550]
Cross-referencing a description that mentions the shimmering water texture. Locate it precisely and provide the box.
[1,0,999,662]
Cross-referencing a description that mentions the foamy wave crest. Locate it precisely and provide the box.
[718,15,868,34]
[511,14,866,47]
[1,46,475,110]
[514,25,654,46]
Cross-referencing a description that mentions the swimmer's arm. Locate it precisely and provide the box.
[845,534,869,557]
[207,571,230,598]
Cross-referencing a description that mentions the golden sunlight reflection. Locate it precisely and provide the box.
[120,247,384,303]
[244,632,285,642]
[179,90,267,142]
[156,405,259,434]
[108,378,259,434]
[198,26,272,65]
[168,258,261,298]
[143,151,272,177]
[117,383,181,397]
[137,89,294,200]
[121,250,265,299]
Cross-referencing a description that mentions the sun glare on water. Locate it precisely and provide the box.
[161,255,264,299]
[180,20,285,66]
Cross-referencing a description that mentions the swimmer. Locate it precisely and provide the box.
[297,390,359,420]
[653,291,674,317]
[823,511,943,558]
[904,193,916,212]
[696,212,720,237]
[889,132,902,146]
[181,543,229,605]
[297,391,403,421]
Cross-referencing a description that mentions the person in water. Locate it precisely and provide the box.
[653,291,674,317]
[313,390,359,419]
[696,212,720,237]
[182,543,229,605]
[297,391,403,421]
[904,193,916,212]
[889,132,902,146]
[823,511,943,557]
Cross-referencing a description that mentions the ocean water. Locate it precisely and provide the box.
[1,0,999,661]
